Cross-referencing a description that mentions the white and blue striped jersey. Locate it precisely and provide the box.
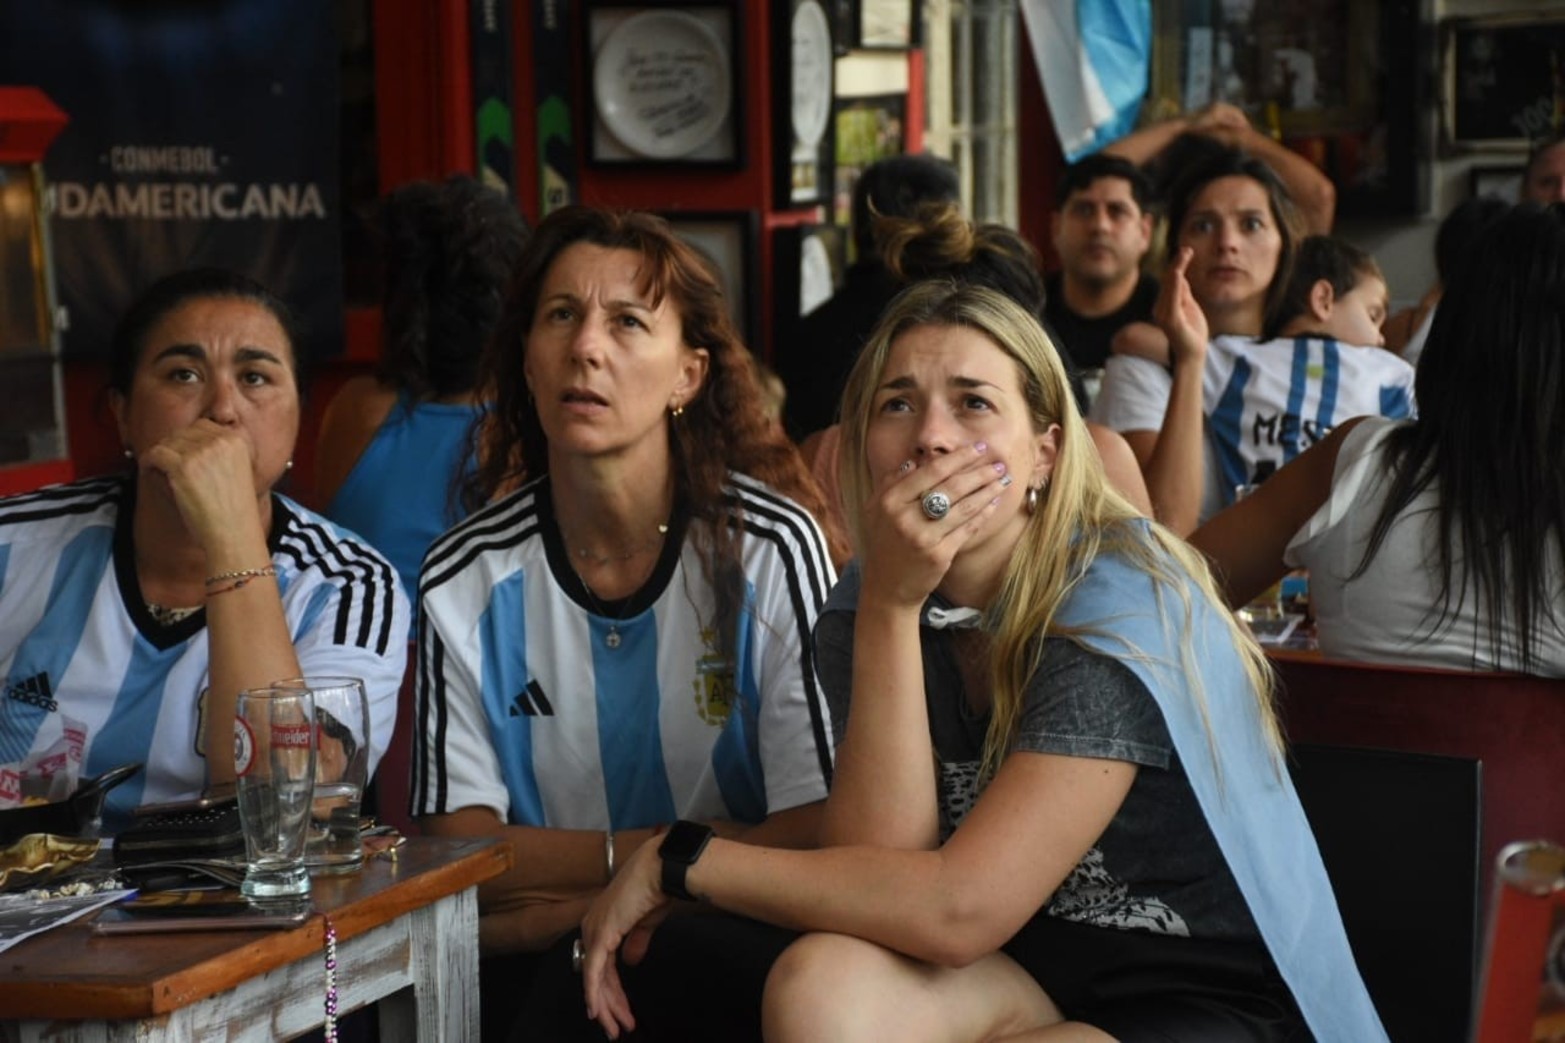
[413,473,836,830]
[0,477,409,829]
[1092,334,1416,522]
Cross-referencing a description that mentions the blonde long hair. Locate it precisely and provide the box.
[837,282,1282,778]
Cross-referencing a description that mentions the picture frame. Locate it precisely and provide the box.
[658,210,760,346]
[772,0,836,209]
[1441,12,1565,154]
[773,223,848,330]
[855,0,917,50]
[1469,165,1524,202]
[585,3,744,168]
[832,92,907,244]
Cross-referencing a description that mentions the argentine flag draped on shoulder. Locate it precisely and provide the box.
[1021,0,1151,161]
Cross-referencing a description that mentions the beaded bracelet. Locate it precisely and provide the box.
[205,574,271,599]
[205,566,277,587]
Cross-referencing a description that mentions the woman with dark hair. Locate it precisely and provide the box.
[0,268,407,828]
[412,205,840,1036]
[579,282,1380,1042]
[1092,148,1308,533]
[1193,202,1565,675]
[315,175,528,607]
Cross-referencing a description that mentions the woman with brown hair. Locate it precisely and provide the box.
[412,205,840,1038]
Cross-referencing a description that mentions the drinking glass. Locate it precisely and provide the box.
[275,676,370,874]
[234,686,316,901]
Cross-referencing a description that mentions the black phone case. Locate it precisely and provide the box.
[112,799,246,866]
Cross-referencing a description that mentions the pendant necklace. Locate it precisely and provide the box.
[574,571,627,649]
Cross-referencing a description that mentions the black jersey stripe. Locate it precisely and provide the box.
[0,479,122,528]
[419,485,542,590]
[718,511,835,789]
[277,509,399,656]
[419,488,544,598]
[722,484,835,608]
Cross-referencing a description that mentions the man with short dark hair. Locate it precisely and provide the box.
[777,155,960,440]
[1045,153,1158,373]
[1522,131,1565,203]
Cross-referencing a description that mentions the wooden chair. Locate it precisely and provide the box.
[1289,744,1481,1042]
[1270,653,1565,893]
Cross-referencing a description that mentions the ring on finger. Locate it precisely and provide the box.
[572,937,585,973]
[921,490,952,521]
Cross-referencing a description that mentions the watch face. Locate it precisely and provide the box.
[660,819,714,863]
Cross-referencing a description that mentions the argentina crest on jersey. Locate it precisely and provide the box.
[692,627,735,727]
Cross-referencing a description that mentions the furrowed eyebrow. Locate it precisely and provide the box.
[236,347,286,366]
[151,344,205,364]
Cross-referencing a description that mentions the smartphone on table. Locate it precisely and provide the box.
[91,889,309,934]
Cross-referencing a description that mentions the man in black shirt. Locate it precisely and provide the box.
[1044,153,1158,375]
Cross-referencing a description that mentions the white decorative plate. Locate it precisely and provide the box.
[593,11,732,160]
[791,0,833,148]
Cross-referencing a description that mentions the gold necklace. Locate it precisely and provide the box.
[567,524,670,567]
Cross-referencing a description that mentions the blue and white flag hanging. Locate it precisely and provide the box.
[1021,0,1151,162]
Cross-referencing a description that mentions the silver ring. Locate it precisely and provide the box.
[921,490,952,521]
[572,937,585,973]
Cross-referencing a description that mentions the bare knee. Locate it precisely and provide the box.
[763,932,900,1042]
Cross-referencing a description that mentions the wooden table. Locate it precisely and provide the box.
[0,836,510,1041]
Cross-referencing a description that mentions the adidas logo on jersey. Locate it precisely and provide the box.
[509,680,554,717]
[5,673,58,713]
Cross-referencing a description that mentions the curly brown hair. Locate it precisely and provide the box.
[467,205,848,599]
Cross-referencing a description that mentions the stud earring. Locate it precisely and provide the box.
[670,403,684,419]
[284,460,294,471]
[122,448,134,460]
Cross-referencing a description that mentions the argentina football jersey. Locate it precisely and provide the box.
[0,476,408,829]
[1203,333,1416,512]
[414,473,836,831]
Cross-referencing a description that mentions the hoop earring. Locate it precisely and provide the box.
[1025,485,1040,514]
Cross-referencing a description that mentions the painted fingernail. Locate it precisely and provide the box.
[993,462,1007,474]
[973,441,988,453]
[999,474,1013,487]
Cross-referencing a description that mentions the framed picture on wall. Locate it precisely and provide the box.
[773,0,836,209]
[855,0,917,50]
[1441,13,1565,152]
[773,223,848,328]
[586,4,744,167]
[1468,165,1524,201]
[658,210,760,346]
[832,93,907,244]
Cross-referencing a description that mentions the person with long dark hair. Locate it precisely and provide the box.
[315,175,528,611]
[1093,149,1308,533]
[411,206,841,1038]
[1193,202,1565,675]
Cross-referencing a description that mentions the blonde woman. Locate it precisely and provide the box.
[579,282,1381,1042]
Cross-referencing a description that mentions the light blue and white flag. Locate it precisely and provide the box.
[1021,0,1152,162]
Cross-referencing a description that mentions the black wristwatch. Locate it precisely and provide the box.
[658,820,715,901]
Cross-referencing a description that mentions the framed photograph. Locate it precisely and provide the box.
[855,0,917,50]
[1442,13,1565,153]
[658,210,760,346]
[832,93,907,244]
[773,223,848,328]
[586,4,743,167]
[773,0,836,209]
[1469,165,1524,202]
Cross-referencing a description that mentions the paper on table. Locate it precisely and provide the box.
[0,888,133,955]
